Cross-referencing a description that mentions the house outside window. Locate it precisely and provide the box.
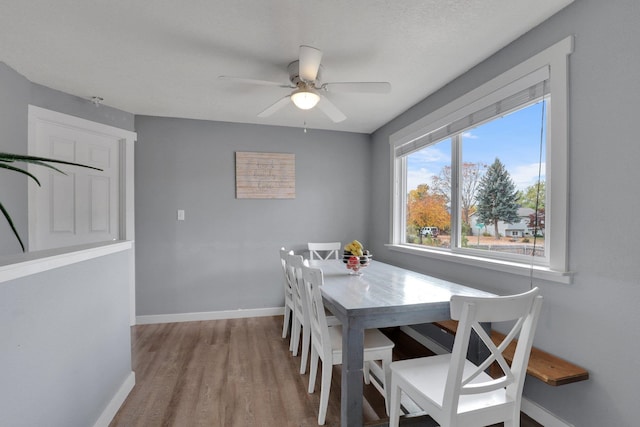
[389,37,573,283]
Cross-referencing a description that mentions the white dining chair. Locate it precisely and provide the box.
[288,254,342,374]
[388,287,543,427]
[302,264,394,425]
[289,254,342,375]
[308,242,341,260]
[287,253,312,373]
[279,248,295,341]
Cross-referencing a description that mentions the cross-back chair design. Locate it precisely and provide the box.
[290,254,341,376]
[286,253,313,374]
[302,264,395,425]
[279,248,295,341]
[389,287,543,427]
[307,242,341,260]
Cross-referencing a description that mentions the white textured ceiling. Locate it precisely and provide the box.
[0,0,572,133]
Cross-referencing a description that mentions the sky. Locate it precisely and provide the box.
[407,100,547,192]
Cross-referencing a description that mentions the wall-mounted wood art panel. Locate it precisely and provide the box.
[235,152,295,199]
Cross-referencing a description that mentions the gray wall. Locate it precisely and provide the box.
[0,249,132,427]
[30,83,135,133]
[369,0,640,426]
[134,116,370,316]
[0,63,30,256]
[0,63,135,256]
[3,0,638,423]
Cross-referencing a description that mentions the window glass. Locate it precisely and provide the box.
[405,139,451,248]
[401,99,548,263]
[461,100,547,258]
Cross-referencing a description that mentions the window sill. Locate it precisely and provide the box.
[386,243,572,284]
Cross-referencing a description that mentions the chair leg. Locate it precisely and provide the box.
[308,347,319,394]
[500,406,520,427]
[289,316,296,352]
[300,325,310,374]
[504,417,519,427]
[291,316,301,355]
[282,306,291,338]
[318,360,333,425]
[363,361,371,384]
[389,379,402,427]
[382,356,392,415]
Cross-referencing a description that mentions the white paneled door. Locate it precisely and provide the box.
[30,120,119,250]
[28,106,136,253]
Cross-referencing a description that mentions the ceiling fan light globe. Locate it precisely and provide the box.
[291,89,320,110]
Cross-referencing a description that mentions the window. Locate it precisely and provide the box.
[389,37,573,283]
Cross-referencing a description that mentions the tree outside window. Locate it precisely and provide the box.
[406,184,450,245]
[475,158,520,239]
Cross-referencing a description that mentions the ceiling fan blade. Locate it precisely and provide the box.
[317,95,346,123]
[322,82,391,94]
[299,45,323,82]
[218,76,291,88]
[257,95,291,118]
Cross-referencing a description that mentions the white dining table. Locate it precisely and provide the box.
[309,259,494,427]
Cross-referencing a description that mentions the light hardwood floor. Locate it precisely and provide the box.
[110,316,541,427]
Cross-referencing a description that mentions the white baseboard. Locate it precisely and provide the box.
[136,307,285,325]
[521,398,574,427]
[400,326,574,427]
[93,371,135,427]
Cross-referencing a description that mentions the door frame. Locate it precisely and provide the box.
[27,105,137,324]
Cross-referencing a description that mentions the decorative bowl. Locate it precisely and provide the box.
[343,251,372,275]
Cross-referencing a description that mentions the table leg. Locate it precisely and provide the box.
[468,322,492,365]
[341,317,364,426]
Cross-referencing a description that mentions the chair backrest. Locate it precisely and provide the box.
[444,287,543,415]
[279,248,294,298]
[301,265,333,359]
[287,253,308,321]
[308,242,341,260]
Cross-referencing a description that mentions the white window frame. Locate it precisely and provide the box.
[388,36,573,284]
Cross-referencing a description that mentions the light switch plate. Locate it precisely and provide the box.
[177,209,185,221]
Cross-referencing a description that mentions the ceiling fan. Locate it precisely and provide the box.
[219,45,391,123]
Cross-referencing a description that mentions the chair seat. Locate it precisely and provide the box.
[325,312,341,327]
[391,354,513,416]
[328,325,395,361]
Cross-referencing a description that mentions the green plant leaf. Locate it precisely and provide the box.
[0,152,104,252]
[15,159,67,176]
[0,152,102,171]
[0,162,42,186]
[0,200,25,252]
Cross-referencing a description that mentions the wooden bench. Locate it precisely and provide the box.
[432,320,589,386]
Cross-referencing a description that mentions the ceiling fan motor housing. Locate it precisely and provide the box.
[288,60,323,88]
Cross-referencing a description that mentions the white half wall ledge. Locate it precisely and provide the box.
[0,240,133,284]
[136,307,285,325]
